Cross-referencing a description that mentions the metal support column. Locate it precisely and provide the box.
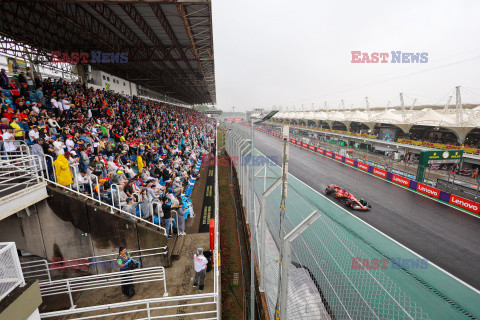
[278,210,321,319]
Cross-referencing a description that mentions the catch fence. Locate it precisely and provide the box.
[226,123,480,320]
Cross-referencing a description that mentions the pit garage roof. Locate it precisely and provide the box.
[0,1,215,105]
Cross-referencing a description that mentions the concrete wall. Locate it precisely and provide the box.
[0,186,167,273]
[89,70,137,96]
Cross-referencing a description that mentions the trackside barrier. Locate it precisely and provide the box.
[39,266,168,309]
[254,126,480,216]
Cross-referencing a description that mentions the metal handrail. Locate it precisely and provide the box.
[47,178,166,233]
[111,183,122,209]
[39,293,217,319]
[20,246,167,283]
[20,259,52,282]
[0,153,44,194]
[39,266,168,309]
[41,152,166,233]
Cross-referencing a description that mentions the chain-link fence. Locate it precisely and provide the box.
[225,124,480,320]
[0,242,25,301]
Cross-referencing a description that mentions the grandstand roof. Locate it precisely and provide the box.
[0,0,215,105]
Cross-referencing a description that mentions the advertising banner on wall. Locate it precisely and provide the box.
[7,57,27,74]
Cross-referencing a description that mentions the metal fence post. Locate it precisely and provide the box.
[44,260,52,282]
[66,279,75,309]
[278,210,320,319]
[264,165,267,192]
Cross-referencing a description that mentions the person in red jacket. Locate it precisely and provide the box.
[3,107,15,122]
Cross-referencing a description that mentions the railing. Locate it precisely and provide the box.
[0,242,25,301]
[21,246,168,282]
[20,259,52,282]
[41,155,167,234]
[0,152,44,196]
[39,266,168,309]
[40,293,218,319]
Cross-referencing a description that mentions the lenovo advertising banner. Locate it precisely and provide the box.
[416,183,440,199]
[449,195,480,215]
[357,162,369,172]
[372,167,387,179]
[345,158,355,166]
[391,174,410,187]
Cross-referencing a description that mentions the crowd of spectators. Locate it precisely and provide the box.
[1,69,216,238]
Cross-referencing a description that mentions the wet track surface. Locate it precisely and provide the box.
[247,128,480,290]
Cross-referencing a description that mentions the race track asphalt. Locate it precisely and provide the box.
[244,127,480,290]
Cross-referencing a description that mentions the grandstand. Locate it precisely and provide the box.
[253,88,479,146]
[0,1,221,319]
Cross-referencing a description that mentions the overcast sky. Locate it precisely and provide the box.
[212,0,480,112]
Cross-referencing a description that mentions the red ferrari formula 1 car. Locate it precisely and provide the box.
[325,184,371,211]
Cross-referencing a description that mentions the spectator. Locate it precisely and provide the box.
[31,138,46,175]
[53,152,73,186]
[10,117,24,140]
[36,86,45,105]
[2,126,16,154]
[53,135,65,155]
[65,134,75,152]
[19,82,29,100]
[123,197,137,219]
[177,200,187,236]
[28,126,40,142]
[17,72,27,85]
[73,170,91,192]
[162,196,173,239]
[116,247,139,297]
[0,69,8,89]
[193,248,208,292]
